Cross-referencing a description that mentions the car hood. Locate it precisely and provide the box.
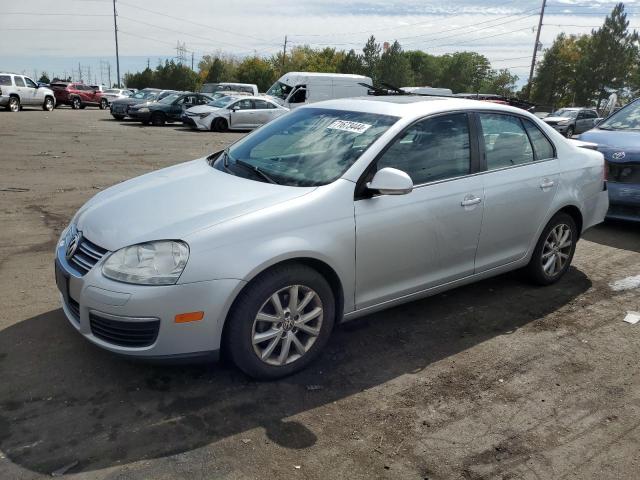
[185,105,222,115]
[578,128,640,150]
[75,158,315,251]
[543,116,572,123]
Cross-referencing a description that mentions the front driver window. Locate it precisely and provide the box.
[232,99,253,110]
[377,113,471,185]
[479,113,534,170]
[24,77,37,88]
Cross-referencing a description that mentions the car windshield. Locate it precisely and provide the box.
[132,91,156,100]
[266,81,293,100]
[159,93,182,104]
[599,100,640,130]
[218,107,399,186]
[207,96,238,108]
[551,109,579,118]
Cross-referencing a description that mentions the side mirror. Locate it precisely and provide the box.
[366,167,413,195]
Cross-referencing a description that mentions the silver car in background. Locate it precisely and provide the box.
[182,95,288,131]
[55,97,608,379]
[102,88,131,105]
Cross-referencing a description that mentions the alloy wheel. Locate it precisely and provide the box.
[251,285,323,366]
[541,223,572,277]
[9,98,19,112]
[44,98,54,111]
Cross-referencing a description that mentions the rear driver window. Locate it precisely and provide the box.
[479,113,533,170]
[14,77,25,87]
[522,119,555,160]
[0,75,11,86]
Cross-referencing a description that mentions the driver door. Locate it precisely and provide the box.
[23,77,40,105]
[228,99,255,128]
[354,113,484,309]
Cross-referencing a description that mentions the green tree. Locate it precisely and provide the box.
[339,49,364,74]
[362,35,381,83]
[480,69,519,97]
[404,50,442,87]
[439,52,491,93]
[575,3,639,107]
[198,54,237,83]
[38,72,50,84]
[235,56,277,91]
[378,41,413,87]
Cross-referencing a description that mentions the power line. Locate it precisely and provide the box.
[3,12,111,16]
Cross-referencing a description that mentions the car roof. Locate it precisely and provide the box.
[304,96,532,119]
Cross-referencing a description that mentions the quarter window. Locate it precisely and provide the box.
[14,77,25,87]
[479,113,534,170]
[0,75,11,86]
[522,119,555,160]
[377,113,471,184]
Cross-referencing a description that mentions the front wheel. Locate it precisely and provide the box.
[226,264,335,379]
[525,212,577,285]
[151,112,165,126]
[566,126,574,138]
[112,114,125,120]
[99,98,108,110]
[43,97,54,111]
[213,117,228,132]
[71,97,81,110]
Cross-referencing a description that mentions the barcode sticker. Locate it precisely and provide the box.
[327,120,372,134]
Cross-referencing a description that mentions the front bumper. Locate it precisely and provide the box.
[182,114,211,131]
[547,123,570,134]
[607,182,640,222]
[54,240,243,360]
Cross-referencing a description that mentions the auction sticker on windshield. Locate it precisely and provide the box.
[327,120,372,134]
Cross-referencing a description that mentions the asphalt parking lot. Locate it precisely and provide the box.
[1,108,639,480]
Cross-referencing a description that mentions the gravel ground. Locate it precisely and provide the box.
[0,108,639,480]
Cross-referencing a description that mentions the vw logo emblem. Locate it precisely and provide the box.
[612,151,626,160]
[65,230,82,260]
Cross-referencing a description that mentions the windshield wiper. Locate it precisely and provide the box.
[232,157,279,185]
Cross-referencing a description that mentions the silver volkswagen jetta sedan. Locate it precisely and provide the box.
[55,96,609,379]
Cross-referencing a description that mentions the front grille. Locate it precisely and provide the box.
[90,313,160,348]
[69,237,108,275]
[544,120,559,126]
[608,162,640,184]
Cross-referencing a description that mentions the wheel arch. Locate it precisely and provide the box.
[220,256,345,354]
[556,204,583,238]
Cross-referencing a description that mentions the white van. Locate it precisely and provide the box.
[402,86,453,96]
[266,72,372,109]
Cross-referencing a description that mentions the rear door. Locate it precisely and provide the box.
[13,76,27,103]
[474,113,559,272]
[252,99,277,126]
[355,113,484,308]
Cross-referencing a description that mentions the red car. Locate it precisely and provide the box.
[50,82,108,110]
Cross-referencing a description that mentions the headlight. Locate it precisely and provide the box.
[137,107,149,113]
[102,240,189,285]
[198,112,210,119]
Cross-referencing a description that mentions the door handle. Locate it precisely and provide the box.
[540,179,555,189]
[461,195,482,207]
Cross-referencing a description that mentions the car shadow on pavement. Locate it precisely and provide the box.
[0,268,591,475]
[583,220,640,253]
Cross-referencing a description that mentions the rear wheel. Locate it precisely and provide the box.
[71,97,81,110]
[525,212,577,285]
[42,97,54,111]
[213,117,228,132]
[99,98,108,110]
[7,96,20,112]
[151,112,165,126]
[226,264,335,379]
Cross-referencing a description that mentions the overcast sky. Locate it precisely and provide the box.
[1,0,638,87]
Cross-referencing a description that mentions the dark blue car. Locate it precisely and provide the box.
[578,99,640,222]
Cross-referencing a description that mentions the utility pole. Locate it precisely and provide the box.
[191,52,194,70]
[112,0,121,87]
[526,0,546,98]
[281,35,288,74]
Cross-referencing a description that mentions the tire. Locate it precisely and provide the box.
[7,96,20,112]
[71,97,81,110]
[99,98,108,110]
[151,112,165,126]
[525,212,577,286]
[112,114,125,120]
[226,264,336,379]
[42,96,54,112]
[566,126,574,138]
[213,117,228,132]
